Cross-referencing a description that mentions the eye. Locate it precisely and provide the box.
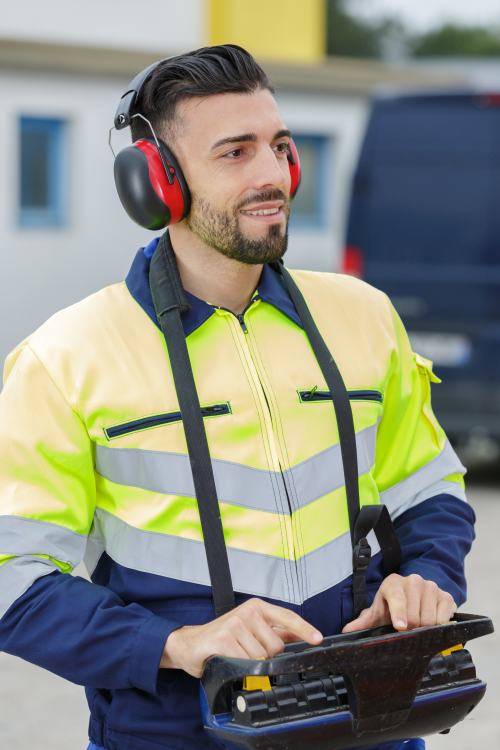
[274,141,291,157]
[223,147,245,159]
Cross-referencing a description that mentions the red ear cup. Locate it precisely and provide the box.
[287,138,301,199]
[113,138,191,230]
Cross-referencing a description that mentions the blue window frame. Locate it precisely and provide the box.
[290,134,330,230]
[18,116,67,228]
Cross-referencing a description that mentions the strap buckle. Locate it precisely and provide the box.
[353,536,371,575]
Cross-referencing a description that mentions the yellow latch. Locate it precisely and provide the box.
[440,643,464,657]
[242,674,272,691]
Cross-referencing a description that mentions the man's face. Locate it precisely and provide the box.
[172,88,292,264]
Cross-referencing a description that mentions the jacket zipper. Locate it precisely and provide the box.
[104,403,231,440]
[221,306,299,598]
[299,389,383,404]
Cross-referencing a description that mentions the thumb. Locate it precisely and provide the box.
[341,607,374,634]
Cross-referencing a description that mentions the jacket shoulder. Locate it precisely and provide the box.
[289,269,393,318]
[4,282,151,407]
[25,282,132,348]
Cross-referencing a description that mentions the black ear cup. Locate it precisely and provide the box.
[114,139,191,230]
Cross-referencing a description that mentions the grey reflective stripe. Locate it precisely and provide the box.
[381,440,466,519]
[0,515,87,566]
[84,525,106,578]
[94,423,378,513]
[301,530,381,600]
[286,424,377,508]
[0,557,59,619]
[94,508,364,605]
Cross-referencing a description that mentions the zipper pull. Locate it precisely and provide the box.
[237,314,248,333]
[304,385,318,400]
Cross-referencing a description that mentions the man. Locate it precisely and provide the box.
[0,45,474,750]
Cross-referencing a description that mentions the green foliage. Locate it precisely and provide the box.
[326,0,381,58]
[412,24,500,57]
[326,0,500,60]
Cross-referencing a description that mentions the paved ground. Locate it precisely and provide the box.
[0,480,498,749]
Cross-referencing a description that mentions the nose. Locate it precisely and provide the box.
[250,144,290,193]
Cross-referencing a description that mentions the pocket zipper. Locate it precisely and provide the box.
[299,389,383,404]
[104,403,231,439]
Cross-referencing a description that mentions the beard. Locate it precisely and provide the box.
[186,190,289,265]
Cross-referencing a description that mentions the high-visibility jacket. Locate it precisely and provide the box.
[0,236,474,750]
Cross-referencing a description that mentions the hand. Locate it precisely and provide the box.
[160,597,323,677]
[342,573,456,634]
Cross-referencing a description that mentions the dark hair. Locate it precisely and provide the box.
[130,44,273,143]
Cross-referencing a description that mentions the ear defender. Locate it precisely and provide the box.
[114,138,191,230]
[288,138,301,199]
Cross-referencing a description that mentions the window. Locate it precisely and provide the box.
[18,116,67,228]
[290,134,330,230]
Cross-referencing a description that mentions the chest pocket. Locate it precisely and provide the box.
[103,402,231,440]
[298,389,383,404]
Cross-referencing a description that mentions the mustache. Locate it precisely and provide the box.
[236,190,288,211]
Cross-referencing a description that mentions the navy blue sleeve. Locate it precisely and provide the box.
[0,571,180,693]
[393,493,476,606]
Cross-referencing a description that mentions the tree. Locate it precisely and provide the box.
[412,24,500,57]
[326,0,381,58]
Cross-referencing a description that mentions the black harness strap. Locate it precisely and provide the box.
[351,505,402,617]
[149,232,235,617]
[276,265,401,617]
[277,266,361,545]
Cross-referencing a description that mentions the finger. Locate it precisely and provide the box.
[212,641,248,661]
[251,615,286,656]
[259,601,323,644]
[382,577,408,631]
[272,627,304,644]
[342,587,392,633]
[235,627,271,660]
[419,580,439,627]
[342,607,375,633]
[406,574,424,629]
[437,591,457,625]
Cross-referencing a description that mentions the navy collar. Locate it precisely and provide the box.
[125,235,302,336]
